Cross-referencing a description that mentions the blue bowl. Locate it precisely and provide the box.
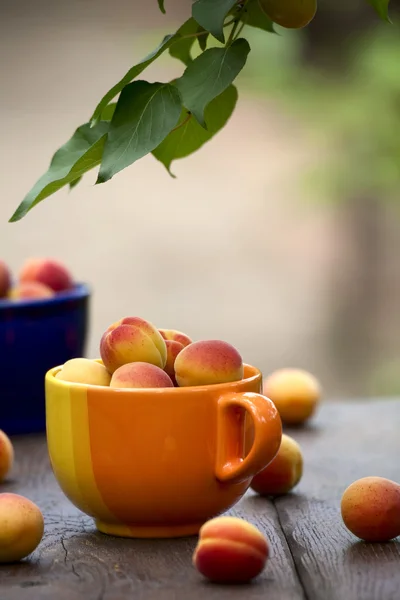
[0,283,90,435]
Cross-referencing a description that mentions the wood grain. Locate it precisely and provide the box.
[2,400,399,599]
[0,435,304,600]
[276,398,400,600]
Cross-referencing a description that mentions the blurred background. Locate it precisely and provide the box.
[1,0,400,398]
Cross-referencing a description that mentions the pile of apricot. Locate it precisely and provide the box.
[0,257,75,301]
[56,316,245,390]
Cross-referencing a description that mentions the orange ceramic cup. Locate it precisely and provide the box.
[45,363,282,538]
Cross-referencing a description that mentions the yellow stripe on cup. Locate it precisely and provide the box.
[46,370,117,523]
[46,375,92,515]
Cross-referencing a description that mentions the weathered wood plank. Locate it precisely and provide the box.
[275,398,400,600]
[1,435,304,600]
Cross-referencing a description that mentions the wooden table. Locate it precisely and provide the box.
[1,399,400,600]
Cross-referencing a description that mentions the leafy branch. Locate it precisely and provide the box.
[9,0,392,221]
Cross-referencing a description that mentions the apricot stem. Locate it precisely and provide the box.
[233,21,246,41]
[227,20,240,45]
[171,113,192,132]
[223,18,237,27]
[226,0,250,45]
[176,30,209,42]
[176,18,240,44]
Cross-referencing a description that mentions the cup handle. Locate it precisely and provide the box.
[215,391,282,484]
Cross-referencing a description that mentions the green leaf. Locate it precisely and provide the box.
[90,34,176,125]
[10,122,109,222]
[192,0,237,43]
[101,102,117,121]
[197,25,209,51]
[69,176,82,190]
[175,38,250,128]
[239,0,276,32]
[169,18,199,65]
[368,0,391,21]
[153,84,238,175]
[97,81,182,184]
[157,0,166,13]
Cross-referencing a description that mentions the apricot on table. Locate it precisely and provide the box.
[0,430,14,483]
[259,0,317,29]
[110,362,174,389]
[56,358,111,387]
[19,257,73,292]
[159,328,193,348]
[174,340,243,387]
[100,316,167,374]
[341,476,400,542]
[8,281,54,301]
[193,516,268,583]
[263,368,321,425]
[0,260,11,298]
[251,433,303,496]
[0,493,44,563]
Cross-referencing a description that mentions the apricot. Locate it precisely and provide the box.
[341,476,400,542]
[19,257,73,292]
[55,358,111,386]
[110,362,174,389]
[0,260,11,298]
[8,281,54,300]
[100,316,167,374]
[159,328,193,348]
[263,368,321,425]
[164,340,184,385]
[259,0,317,29]
[0,430,14,483]
[193,516,268,583]
[174,340,244,387]
[251,433,303,496]
[0,493,44,563]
